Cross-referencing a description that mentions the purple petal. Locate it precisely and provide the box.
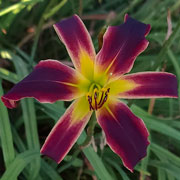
[96,100,149,171]
[54,15,96,79]
[41,97,92,163]
[109,72,178,99]
[1,60,86,109]
[95,14,151,79]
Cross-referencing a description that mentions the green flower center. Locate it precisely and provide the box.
[86,83,110,111]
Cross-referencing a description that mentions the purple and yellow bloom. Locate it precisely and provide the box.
[1,14,178,171]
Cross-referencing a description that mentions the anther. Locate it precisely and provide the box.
[94,91,98,110]
[87,95,94,111]
[87,86,110,111]
[98,95,107,109]
[98,88,110,109]
[98,91,104,105]
[106,88,110,93]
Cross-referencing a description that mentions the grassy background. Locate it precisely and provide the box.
[0,0,180,179]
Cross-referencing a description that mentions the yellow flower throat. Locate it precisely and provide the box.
[86,83,110,111]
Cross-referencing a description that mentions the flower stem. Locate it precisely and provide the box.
[79,113,96,149]
[148,98,156,114]
[98,26,107,50]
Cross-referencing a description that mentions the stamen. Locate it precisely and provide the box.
[87,95,94,111]
[94,91,98,110]
[98,88,110,108]
[86,86,110,111]
[98,91,104,105]
[98,96,107,109]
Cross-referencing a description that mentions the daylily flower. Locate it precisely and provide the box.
[1,14,178,172]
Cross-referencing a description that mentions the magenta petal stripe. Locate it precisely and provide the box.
[95,14,151,78]
[40,97,92,163]
[118,72,178,99]
[1,60,84,109]
[54,15,96,78]
[96,100,149,171]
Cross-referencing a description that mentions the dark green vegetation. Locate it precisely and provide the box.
[0,0,180,179]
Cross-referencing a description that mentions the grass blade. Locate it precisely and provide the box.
[151,143,180,167]
[150,160,180,179]
[0,68,19,83]
[131,105,180,141]
[151,20,180,70]
[1,150,40,180]
[41,160,63,180]
[78,131,113,180]
[0,0,42,16]
[0,80,15,168]
[4,51,41,179]
[105,157,130,180]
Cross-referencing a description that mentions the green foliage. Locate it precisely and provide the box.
[0,0,180,179]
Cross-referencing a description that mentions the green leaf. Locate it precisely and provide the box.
[1,150,40,180]
[151,143,180,167]
[41,160,63,180]
[44,0,67,20]
[140,135,151,180]
[0,0,42,16]
[149,160,180,179]
[105,157,130,180]
[4,51,41,179]
[78,131,113,180]
[151,20,180,70]
[131,105,180,142]
[0,80,15,168]
[0,68,19,83]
